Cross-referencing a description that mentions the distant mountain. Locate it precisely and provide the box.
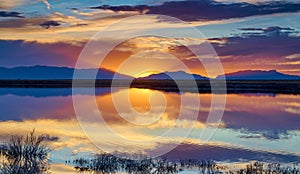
[0,65,132,80]
[216,70,300,80]
[137,71,208,80]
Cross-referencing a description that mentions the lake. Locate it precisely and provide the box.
[0,87,299,172]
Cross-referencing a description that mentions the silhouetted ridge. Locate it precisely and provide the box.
[216,70,300,80]
[138,71,208,80]
[0,65,132,80]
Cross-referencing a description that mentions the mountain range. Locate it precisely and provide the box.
[0,66,299,80]
[0,65,132,80]
[216,70,300,80]
[138,71,208,80]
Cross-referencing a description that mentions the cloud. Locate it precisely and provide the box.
[91,0,300,21]
[213,26,299,56]
[239,26,297,36]
[218,94,300,135]
[41,0,51,9]
[162,143,300,163]
[40,20,61,29]
[165,26,300,75]
[240,26,294,32]
[0,10,140,43]
[215,0,300,3]
[285,107,300,115]
[0,12,76,29]
[43,134,60,142]
[143,25,300,75]
[0,119,92,152]
[239,130,290,140]
[0,0,26,9]
[0,11,23,18]
[91,4,148,13]
[286,54,300,59]
[0,0,50,10]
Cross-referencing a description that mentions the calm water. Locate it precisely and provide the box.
[0,88,299,166]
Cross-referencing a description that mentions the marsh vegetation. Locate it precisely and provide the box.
[0,130,51,174]
[72,154,300,174]
[1,131,299,174]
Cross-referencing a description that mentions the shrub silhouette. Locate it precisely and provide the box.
[237,161,300,174]
[0,130,51,174]
[73,154,300,174]
[73,154,217,174]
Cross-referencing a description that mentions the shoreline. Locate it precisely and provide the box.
[0,79,299,94]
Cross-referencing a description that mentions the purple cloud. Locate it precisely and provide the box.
[161,143,300,163]
[91,0,300,21]
[40,20,61,29]
[0,11,23,18]
[212,27,300,62]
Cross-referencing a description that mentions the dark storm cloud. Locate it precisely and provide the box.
[0,11,24,18]
[40,20,61,29]
[91,0,300,21]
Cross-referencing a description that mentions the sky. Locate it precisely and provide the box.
[0,0,300,77]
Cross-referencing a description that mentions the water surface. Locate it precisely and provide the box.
[0,88,299,164]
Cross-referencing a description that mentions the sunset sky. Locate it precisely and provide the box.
[0,0,300,77]
[1,1,300,167]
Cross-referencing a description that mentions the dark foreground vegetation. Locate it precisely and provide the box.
[73,154,300,174]
[0,130,51,174]
[0,79,300,94]
[0,131,299,173]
